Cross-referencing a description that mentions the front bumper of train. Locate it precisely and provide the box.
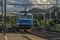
[16,24,32,29]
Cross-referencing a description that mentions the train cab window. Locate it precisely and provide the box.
[26,15,32,19]
[19,14,33,19]
[20,15,25,19]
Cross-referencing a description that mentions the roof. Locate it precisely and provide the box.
[20,13,32,15]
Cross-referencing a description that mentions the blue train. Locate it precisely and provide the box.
[16,13,33,32]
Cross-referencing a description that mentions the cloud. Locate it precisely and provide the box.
[6,0,58,12]
[58,0,60,4]
[7,0,16,3]
[6,5,14,8]
[0,12,2,14]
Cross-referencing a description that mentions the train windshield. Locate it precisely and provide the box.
[20,15,25,18]
[26,15,32,19]
[20,15,32,19]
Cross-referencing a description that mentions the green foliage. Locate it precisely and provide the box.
[0,22,2,27]
[0,14,17,27]
[0,13,60,31]
[34,19,41,28]
[6,13,17,16]
[56,24,60,31]
[9,16,17,27]
[53,7,60,13]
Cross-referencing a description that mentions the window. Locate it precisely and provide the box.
[20,15,32,19]
[20,15,25,19]
[26,15,32,19]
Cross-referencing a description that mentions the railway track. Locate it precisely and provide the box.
[31,29,60,40]
[0,28,60,40]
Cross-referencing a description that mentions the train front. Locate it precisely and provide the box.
[16,13,33,32]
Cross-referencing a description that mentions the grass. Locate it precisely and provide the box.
[6,13,18,16]
[0,13,17,27]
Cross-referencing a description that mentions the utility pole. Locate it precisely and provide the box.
[55,12,57,30]
[56,0,58,7]
[3,0,7,40]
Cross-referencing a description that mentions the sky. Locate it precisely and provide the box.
[6,0,58,11]
[0,0,60,13]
